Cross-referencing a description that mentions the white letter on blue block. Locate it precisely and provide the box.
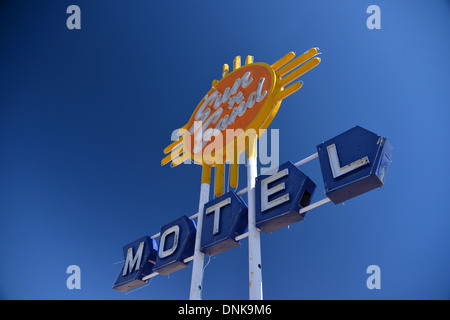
[206,197,231,235]
[159,226,180,258]
[327,144,369,178]
[122,241,144,276]
[261,168,290,211]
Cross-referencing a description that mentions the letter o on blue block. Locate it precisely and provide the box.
[154,216,196,276]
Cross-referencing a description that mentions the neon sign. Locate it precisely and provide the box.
[161,49,321,197]
[113,49,393,300]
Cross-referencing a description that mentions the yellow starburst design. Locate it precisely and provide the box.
[162,48,321,197]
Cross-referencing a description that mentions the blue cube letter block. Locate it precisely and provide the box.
[316,125,393,204]
[154,216,196,276]
[201,191,248,256]
[256,161,316,234]
[113,236,158,292]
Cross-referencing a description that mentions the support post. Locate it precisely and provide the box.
[189,165,211,300]
[247,133,263,300]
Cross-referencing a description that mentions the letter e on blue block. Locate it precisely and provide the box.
[200,191,248,256]
[255,161,316,233]
[113,236,157,292]
[317,126,393,204]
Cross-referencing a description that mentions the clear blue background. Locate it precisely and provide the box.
[1,0,449,299]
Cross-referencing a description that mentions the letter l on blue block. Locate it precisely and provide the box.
[317,125,393,204]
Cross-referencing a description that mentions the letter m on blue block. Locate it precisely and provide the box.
[317,126,393,204]
[113,236,157,292]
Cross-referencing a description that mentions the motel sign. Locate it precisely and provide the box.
[113,125,393,294]
[113,50,393,298]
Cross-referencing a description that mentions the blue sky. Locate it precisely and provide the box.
[0,0,449,299]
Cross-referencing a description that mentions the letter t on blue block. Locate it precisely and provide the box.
[200,191,248,256]
[317,126,393,204]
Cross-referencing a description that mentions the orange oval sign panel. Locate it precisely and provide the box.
[186,63,276,163]
[162,49,321,168]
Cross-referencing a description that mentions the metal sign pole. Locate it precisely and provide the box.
[247,133,263,300]
[189,165,211,300]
